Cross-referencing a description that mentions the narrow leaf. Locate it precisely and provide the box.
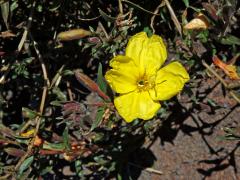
[98,8,116,22]
[4,147,26,157]
[43,142,65,150]
[0,124,15,137]
[18,156,34,175]
[1,1,9,29]
[57,29,92,41]
[22,107,38,119]
[97,63,107,93]
[220,35,240,46]
[182,0,189,7]
[90,107,105,131]
[52,87,67,101]
[63,127,70,151]
[75,70,110,100]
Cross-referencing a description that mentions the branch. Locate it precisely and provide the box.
[202,60,240,104]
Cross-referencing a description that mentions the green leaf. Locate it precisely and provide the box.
[37,5,42,12]
[22,107,38,119]
[40,166,53,176]
[92,132,105,142]
[62,69,74,76]
[18,156,34,175]
[10,1,18,12]
[50,100,63,106]
[207,98,217,107]
[220,35,240,45]
[75,160,84,178]
[63,127,70,151]
[182,0,189,7]
[52,87,67,101]
[89,26,95,33]
[90,107,105,131]
[49,0,61,12]
[143,27,153,37]
[97,63,107,93]
[43,142,65,150]
[117,173,123,180]
[1,1,9,29]
[98,8,116,22]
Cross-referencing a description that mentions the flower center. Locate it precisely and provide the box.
[137,76,154,91]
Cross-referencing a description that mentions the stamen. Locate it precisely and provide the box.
[137,75,154,91]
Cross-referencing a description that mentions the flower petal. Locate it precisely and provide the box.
[126,32,167,73]
[149,61,190,101]
[114,91,161,122]
[105,55,139,94]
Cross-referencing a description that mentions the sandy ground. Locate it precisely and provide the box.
[130,76,240,180]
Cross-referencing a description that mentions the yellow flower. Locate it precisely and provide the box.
[105,32,189,122]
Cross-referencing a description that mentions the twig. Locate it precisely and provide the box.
[118,0,123,15]
[122,0,161,16]
[30,34,50,88]
[17,27,29,52]
[19,119,33,134]
[128,162,163,175]
[0,174,11,180]
[50,65,65,88]
[14,34,50,175]
[229,91,240,104]
[78,15,101,21]
[66,81,74,101]
[13,117,42,173]
[0,138,21,146]
[65,11,101,21]
[0,64,10,84]
[150,1,165,34]
[202,60,227,87]
[227,53,240,65]
[202,60,240,104]
[163,0,182,36]
[98,22,110,40]
[227,83,240,89]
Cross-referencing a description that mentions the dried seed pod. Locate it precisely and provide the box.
[57,29,92,41]
[184,13,210,30]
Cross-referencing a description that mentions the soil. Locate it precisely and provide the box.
[130,75,240,180]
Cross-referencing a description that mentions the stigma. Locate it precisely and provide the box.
[137,76,154,91]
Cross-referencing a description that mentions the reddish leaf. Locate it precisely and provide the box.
[74,70,110,101]
[213,56,240,80]
[4,147,26,157]
[39,149,63,155]
[202,3,219,21]
[0,124,15,138]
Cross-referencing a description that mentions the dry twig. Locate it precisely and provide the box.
[122,0,161,16]
[202,60,240,104]
[128,162,163,175]
[150,1,165,34]
[13,33,50,176]
[163,0,182,36]
[118,0,123,15]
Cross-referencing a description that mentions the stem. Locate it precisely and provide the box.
[202,60,240,104]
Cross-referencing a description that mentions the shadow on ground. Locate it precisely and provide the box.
[129,77,240,179]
